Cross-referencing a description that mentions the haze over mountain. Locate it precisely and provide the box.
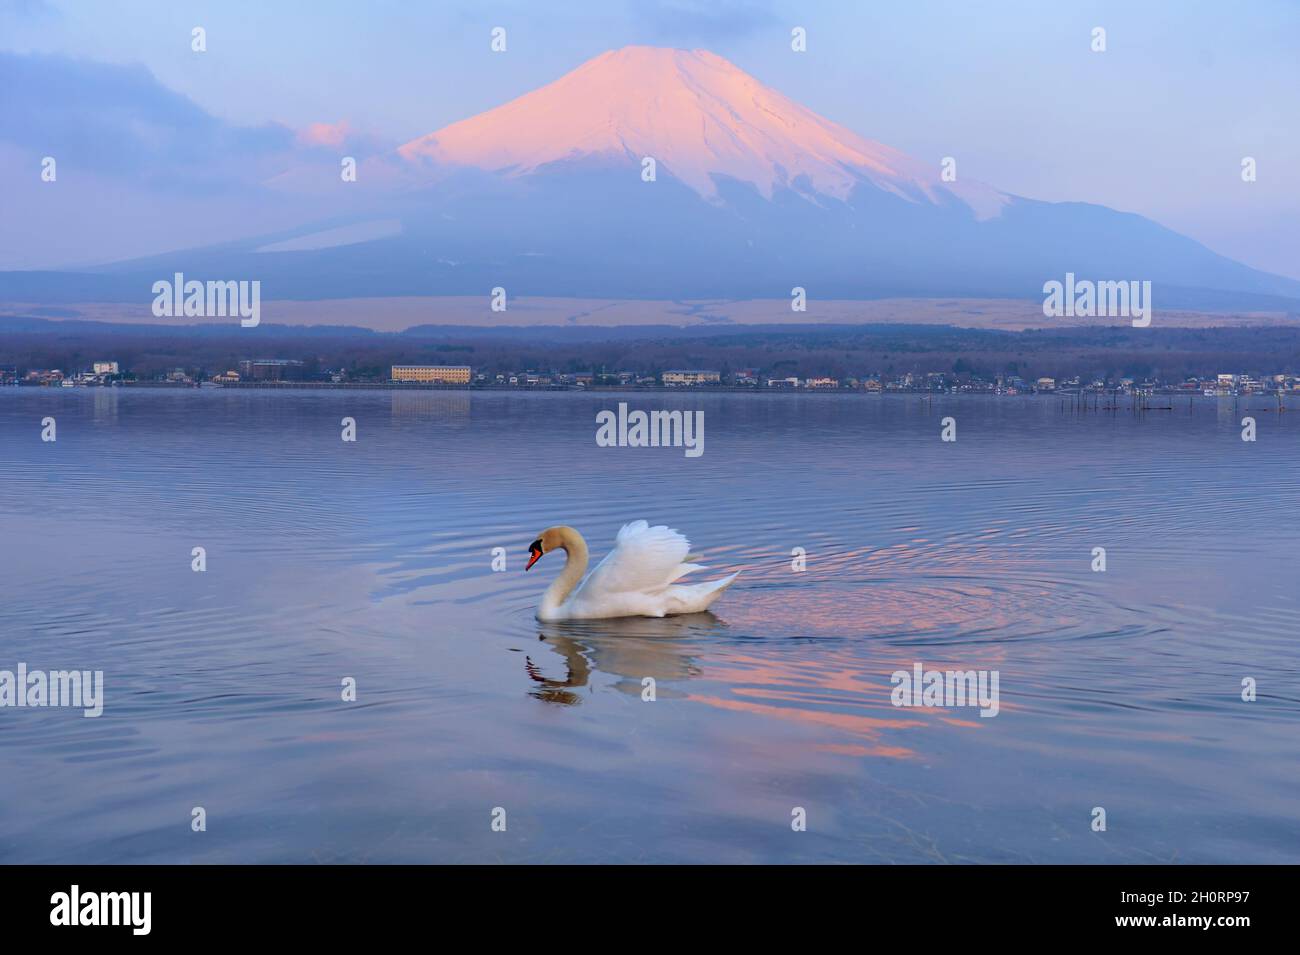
[5,46,1299,313]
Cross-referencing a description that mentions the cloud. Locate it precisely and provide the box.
[0,51,296,195]
[0,51,397,268]
[293,119,391,159]
[297,120,352,149]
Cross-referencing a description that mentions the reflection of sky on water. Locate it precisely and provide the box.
[1,389,1298,863]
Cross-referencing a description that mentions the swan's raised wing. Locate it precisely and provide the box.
[582,521,700,597]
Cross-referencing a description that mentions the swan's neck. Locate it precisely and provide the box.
[540,529,589,616]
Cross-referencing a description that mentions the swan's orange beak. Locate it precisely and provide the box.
[526,539,543,571]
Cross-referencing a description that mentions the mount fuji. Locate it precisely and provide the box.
[8,46,1300,311]
[391,46,1009,218]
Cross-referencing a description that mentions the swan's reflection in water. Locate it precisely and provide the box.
[526,613,721,704]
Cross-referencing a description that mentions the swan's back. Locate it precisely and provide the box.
[582,520,697,596]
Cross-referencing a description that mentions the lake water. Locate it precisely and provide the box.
[1,387,1297,864]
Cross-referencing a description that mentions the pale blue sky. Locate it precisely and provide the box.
[2,0,1297,276]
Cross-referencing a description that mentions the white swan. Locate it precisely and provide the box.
[526,521,739,622]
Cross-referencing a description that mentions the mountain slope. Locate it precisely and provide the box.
[395,46,1008,219]
[4,46,1298,312]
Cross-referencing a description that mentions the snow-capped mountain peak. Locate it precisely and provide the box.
[395,46,1008,219]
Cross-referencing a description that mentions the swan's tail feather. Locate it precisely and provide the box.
[668,570,740,614]
[667,561,706,585]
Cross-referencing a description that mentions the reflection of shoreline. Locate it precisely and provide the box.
[174,384,1280,405]
[217,381,469,391]
[390,390,470,421]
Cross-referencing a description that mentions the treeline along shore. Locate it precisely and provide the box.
[5,319,1300,390]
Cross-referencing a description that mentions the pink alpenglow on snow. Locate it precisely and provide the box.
[394,46,1009,219]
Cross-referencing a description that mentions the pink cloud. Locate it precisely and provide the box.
[298,120,351,148]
